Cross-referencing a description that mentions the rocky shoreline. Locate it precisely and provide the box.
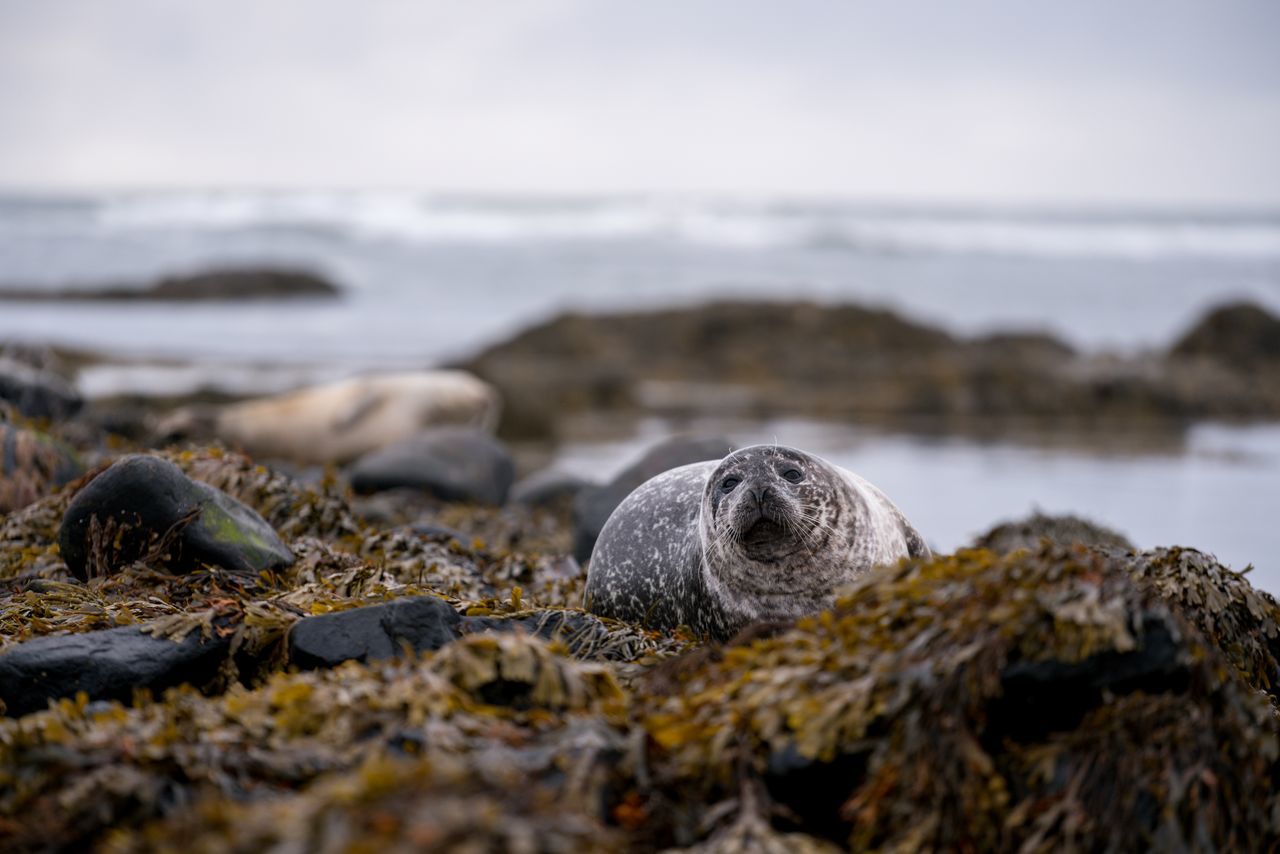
[459,299,1280,443]
[1,300,1279,850]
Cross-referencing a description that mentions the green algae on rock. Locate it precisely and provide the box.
[58,455,295,581]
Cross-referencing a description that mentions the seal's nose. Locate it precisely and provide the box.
[750,486,773,509]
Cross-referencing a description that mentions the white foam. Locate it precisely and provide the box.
[80,191,1280,261]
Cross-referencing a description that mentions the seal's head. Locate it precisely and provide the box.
[698,444,857,618]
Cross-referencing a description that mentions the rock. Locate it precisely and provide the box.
[972,511,1134,553]
[155,370,501,466]
[0,423,83,513]
[348,428,516,505]
[572,435,734,563]
[137,268,341,301]
[0,623,232,717]
[58,455,295,582]
[288,596,461,670]
[508,468,595,510]
[0,267,341,302]
[1170,301,1280,369]
[461,299,1280,441]
[0,356,83,421]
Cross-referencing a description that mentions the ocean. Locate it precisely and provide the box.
[1,191,1278,587]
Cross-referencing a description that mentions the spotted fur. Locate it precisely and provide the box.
[584,444,929,640]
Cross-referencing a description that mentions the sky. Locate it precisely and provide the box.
[0,0,1278,207]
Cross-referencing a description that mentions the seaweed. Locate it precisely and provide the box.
[1,442,1278,850]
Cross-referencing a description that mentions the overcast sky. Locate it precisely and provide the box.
[1,0,1277,206]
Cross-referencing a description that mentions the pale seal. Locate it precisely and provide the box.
[584,444,929,640]
[155,370,500,465]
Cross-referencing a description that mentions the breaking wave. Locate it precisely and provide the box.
[7,191,1280,260]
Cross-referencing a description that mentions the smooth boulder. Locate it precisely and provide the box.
[0,623,232,717]
[572,435,735,562]
[288,596,461,669]
[58,455,294,581]
[348,428,516,505]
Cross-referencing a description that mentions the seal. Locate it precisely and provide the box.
[584,443,929,640]
[155,370,500,465]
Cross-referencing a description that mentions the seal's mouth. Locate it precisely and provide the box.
[741,518,786,547]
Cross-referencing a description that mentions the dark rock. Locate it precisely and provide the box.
[461,299,1280,442]
[508,468,595,509]
[0,623,232,717]
[572,435,734,563]
[58,455,295,582]
[0,356,83,421]
[989,610,1187,741]
[139,268,341,301]
[288,596,461,670]
[0,267,341,303]
[972,511,1134,553]
[347,428,516,505]
[0,423,83,513]
[1170,301,1280,369]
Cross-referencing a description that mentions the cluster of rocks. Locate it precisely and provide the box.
[459,299,1280,440]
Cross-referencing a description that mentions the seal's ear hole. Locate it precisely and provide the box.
[782,468,804,483]
[721,477,741,493]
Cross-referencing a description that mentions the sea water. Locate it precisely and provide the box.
[0,191,1277,585]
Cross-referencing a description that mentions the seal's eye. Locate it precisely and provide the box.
[782,468,804,483]
[720,477,741,493]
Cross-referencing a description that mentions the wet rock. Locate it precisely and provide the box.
[58,455,295,581]
[1170,301,1280,369]
[990,610,1187,740]
[348,428,516,505]
[0,267,341,302]
[972,511,1134,553]
[0,356,83,421]
[0,623,232,717]
[288,595,461,670]
[463,300,1280,441]
[573,435,734,562]
[509,468,595,510]
[0,423,83,513]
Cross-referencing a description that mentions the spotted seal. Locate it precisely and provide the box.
[584,444,929,639]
